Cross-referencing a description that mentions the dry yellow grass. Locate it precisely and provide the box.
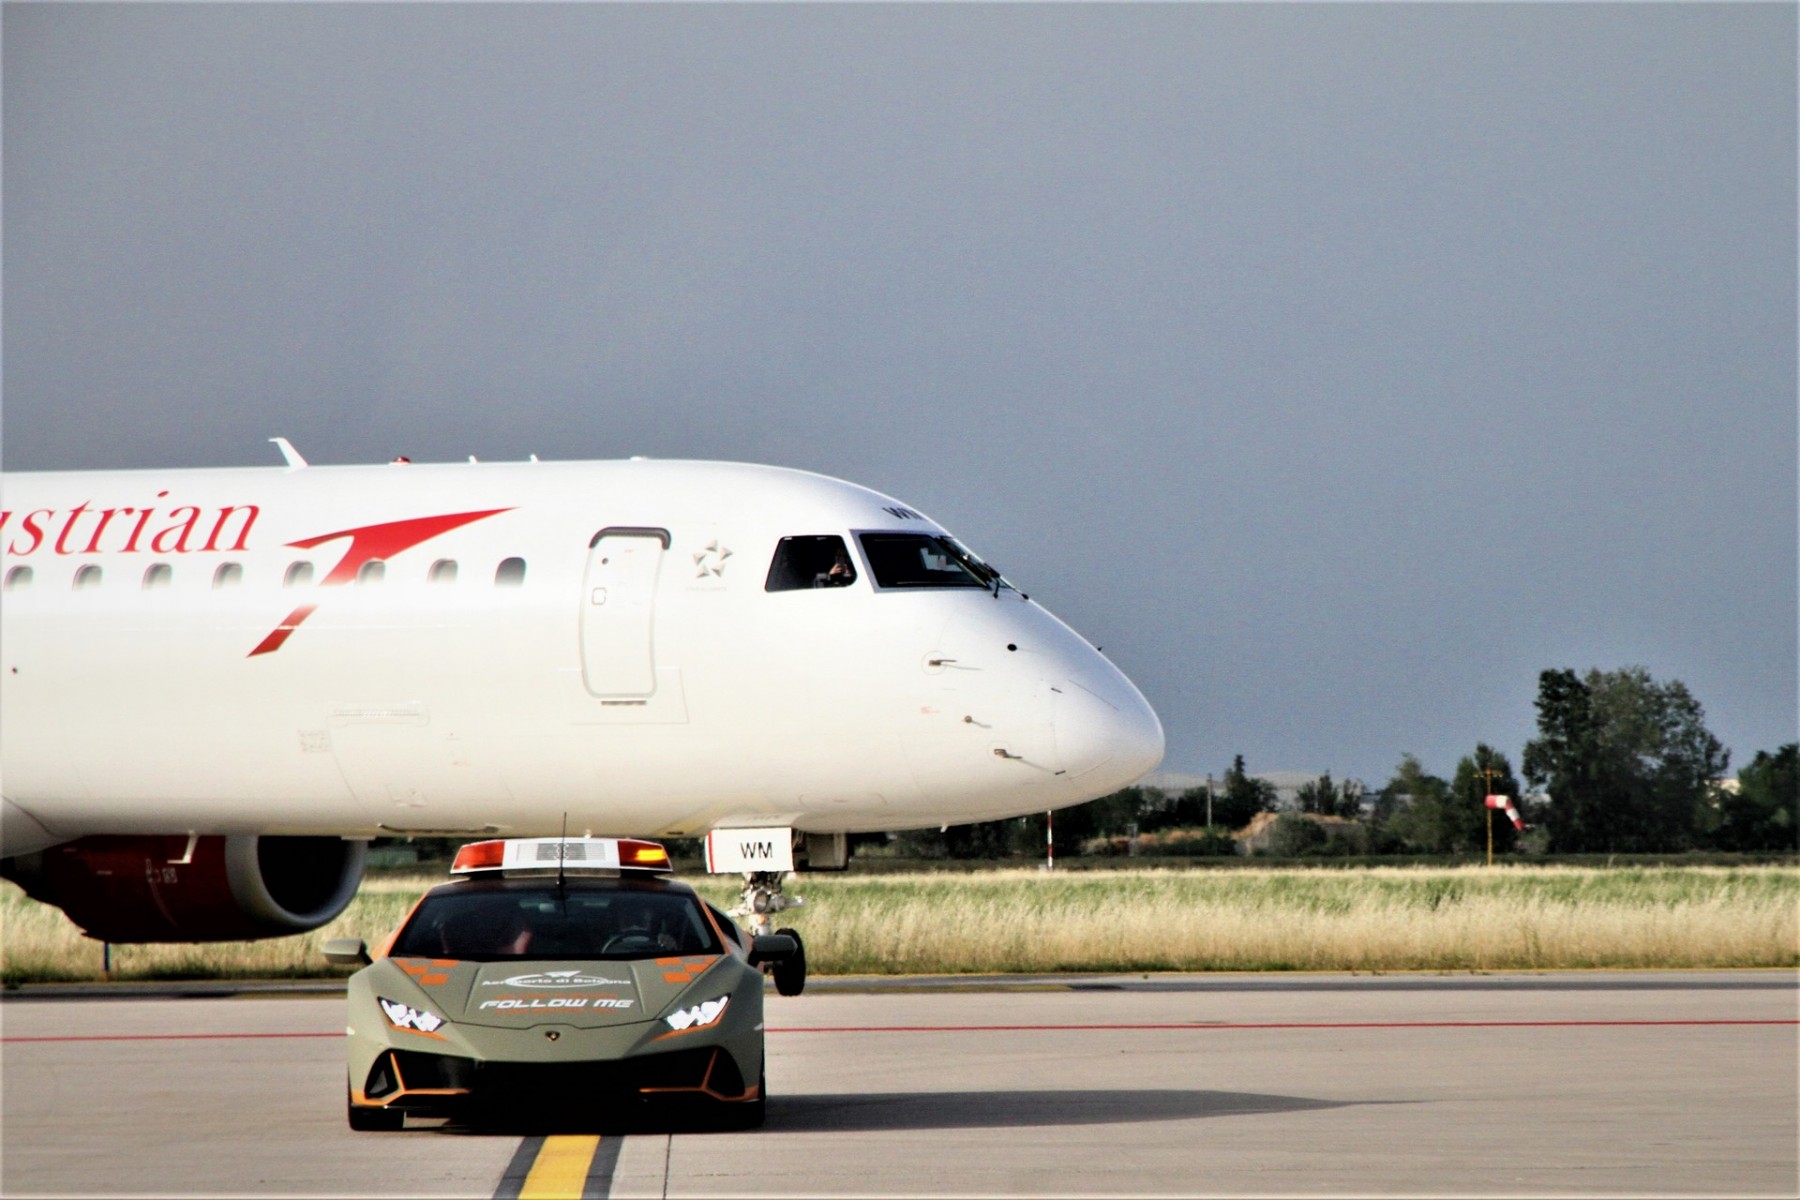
[756,865,1799,974]
[0,873,438,983]
[4,864,1795,983]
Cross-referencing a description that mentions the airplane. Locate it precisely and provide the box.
[0,442,1163,947]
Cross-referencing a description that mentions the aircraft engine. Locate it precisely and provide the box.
[1,834,366,943]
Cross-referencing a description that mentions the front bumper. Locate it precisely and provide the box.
[354,1042,758,1114]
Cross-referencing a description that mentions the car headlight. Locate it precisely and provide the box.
[664,996,729,1032]
[378,996,446,1034]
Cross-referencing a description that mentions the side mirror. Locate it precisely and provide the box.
[747,933,797,968]
[322,937,371,967]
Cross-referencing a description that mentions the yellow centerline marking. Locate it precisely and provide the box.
[519,1134,602,1200]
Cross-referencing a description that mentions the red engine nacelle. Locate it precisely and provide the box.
[2,834,366,942]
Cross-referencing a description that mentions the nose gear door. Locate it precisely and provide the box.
[580,527,669,698]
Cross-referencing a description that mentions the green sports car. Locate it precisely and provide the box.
[327,837,799,1131]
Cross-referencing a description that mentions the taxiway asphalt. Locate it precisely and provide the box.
[2,971,1794,1197]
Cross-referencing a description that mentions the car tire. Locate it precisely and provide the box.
[773,927,806,996]
[348,1083,405,1131]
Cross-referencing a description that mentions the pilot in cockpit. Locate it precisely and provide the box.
[813,553,854,588]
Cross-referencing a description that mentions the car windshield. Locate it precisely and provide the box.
[857,532,1010,592]
[389,883,723,961]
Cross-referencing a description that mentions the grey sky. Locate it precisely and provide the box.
[5,3,1794,788]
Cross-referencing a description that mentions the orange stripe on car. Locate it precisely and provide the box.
[660,954,721,985]
[396,959,453,986]
[637,1047,762,1103]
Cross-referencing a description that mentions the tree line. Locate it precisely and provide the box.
[885,666,1796,859]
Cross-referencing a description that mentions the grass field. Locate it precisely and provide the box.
[3,864,1795,984]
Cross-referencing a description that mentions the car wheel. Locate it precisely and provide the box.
[773,927,806,996]
[348,1082,405,1132]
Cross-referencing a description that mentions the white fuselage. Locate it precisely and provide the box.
[0,458,1163,855]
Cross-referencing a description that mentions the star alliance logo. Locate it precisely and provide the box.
[692,540,732,579]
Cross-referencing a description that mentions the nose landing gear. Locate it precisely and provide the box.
[734,871,807,996]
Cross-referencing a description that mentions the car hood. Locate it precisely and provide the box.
[379,954,728,1029]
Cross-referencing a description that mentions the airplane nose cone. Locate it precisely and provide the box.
[1052,677,1164,785]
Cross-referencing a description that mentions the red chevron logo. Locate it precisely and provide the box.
[248,508,512,656]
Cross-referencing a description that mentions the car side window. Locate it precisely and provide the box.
[707,903,744,948]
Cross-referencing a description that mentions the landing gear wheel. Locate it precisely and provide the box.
[773,927,807,996]
[347,1083,405,1131]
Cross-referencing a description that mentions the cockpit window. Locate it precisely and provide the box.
[765,535,858,592]
[389,883,721,962]
[857,532,1010,592]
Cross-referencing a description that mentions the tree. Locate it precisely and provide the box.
[1523,667,1729,853]
[1166,787,1216,829]
[1091,786,1153,837]
[940,820,1014,858]
[1214,755,1277,830]
[1380,753,1457,853]
[1265,813,1329,857]
[1047,786,1153,845]
[1715,744,1798,852]
[1295,774,1333,815]
[1296,772,1366,818]
[1521,669,1607,851]
[1135,786,1200,834]
[1450,744,1522,856]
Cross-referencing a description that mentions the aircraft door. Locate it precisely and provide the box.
[580,527,668,698]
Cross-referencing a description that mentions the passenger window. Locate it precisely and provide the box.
[284,561,314,588]
[356,560,385,585]
[765,535,857,592]
[142,563,173,590]
[4,566,32,591]
[73,565,102,591]
[428,559,458,585]
[495,557,526,587]
[212,563,243,589]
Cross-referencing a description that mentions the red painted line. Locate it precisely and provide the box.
[770,1019,1798,1033]
[7,1019,1790,1045]
[2,1032,340,1044]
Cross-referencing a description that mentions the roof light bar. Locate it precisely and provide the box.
[450,837,672,876]
[620,840,671,868]
[450,840,507,874]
